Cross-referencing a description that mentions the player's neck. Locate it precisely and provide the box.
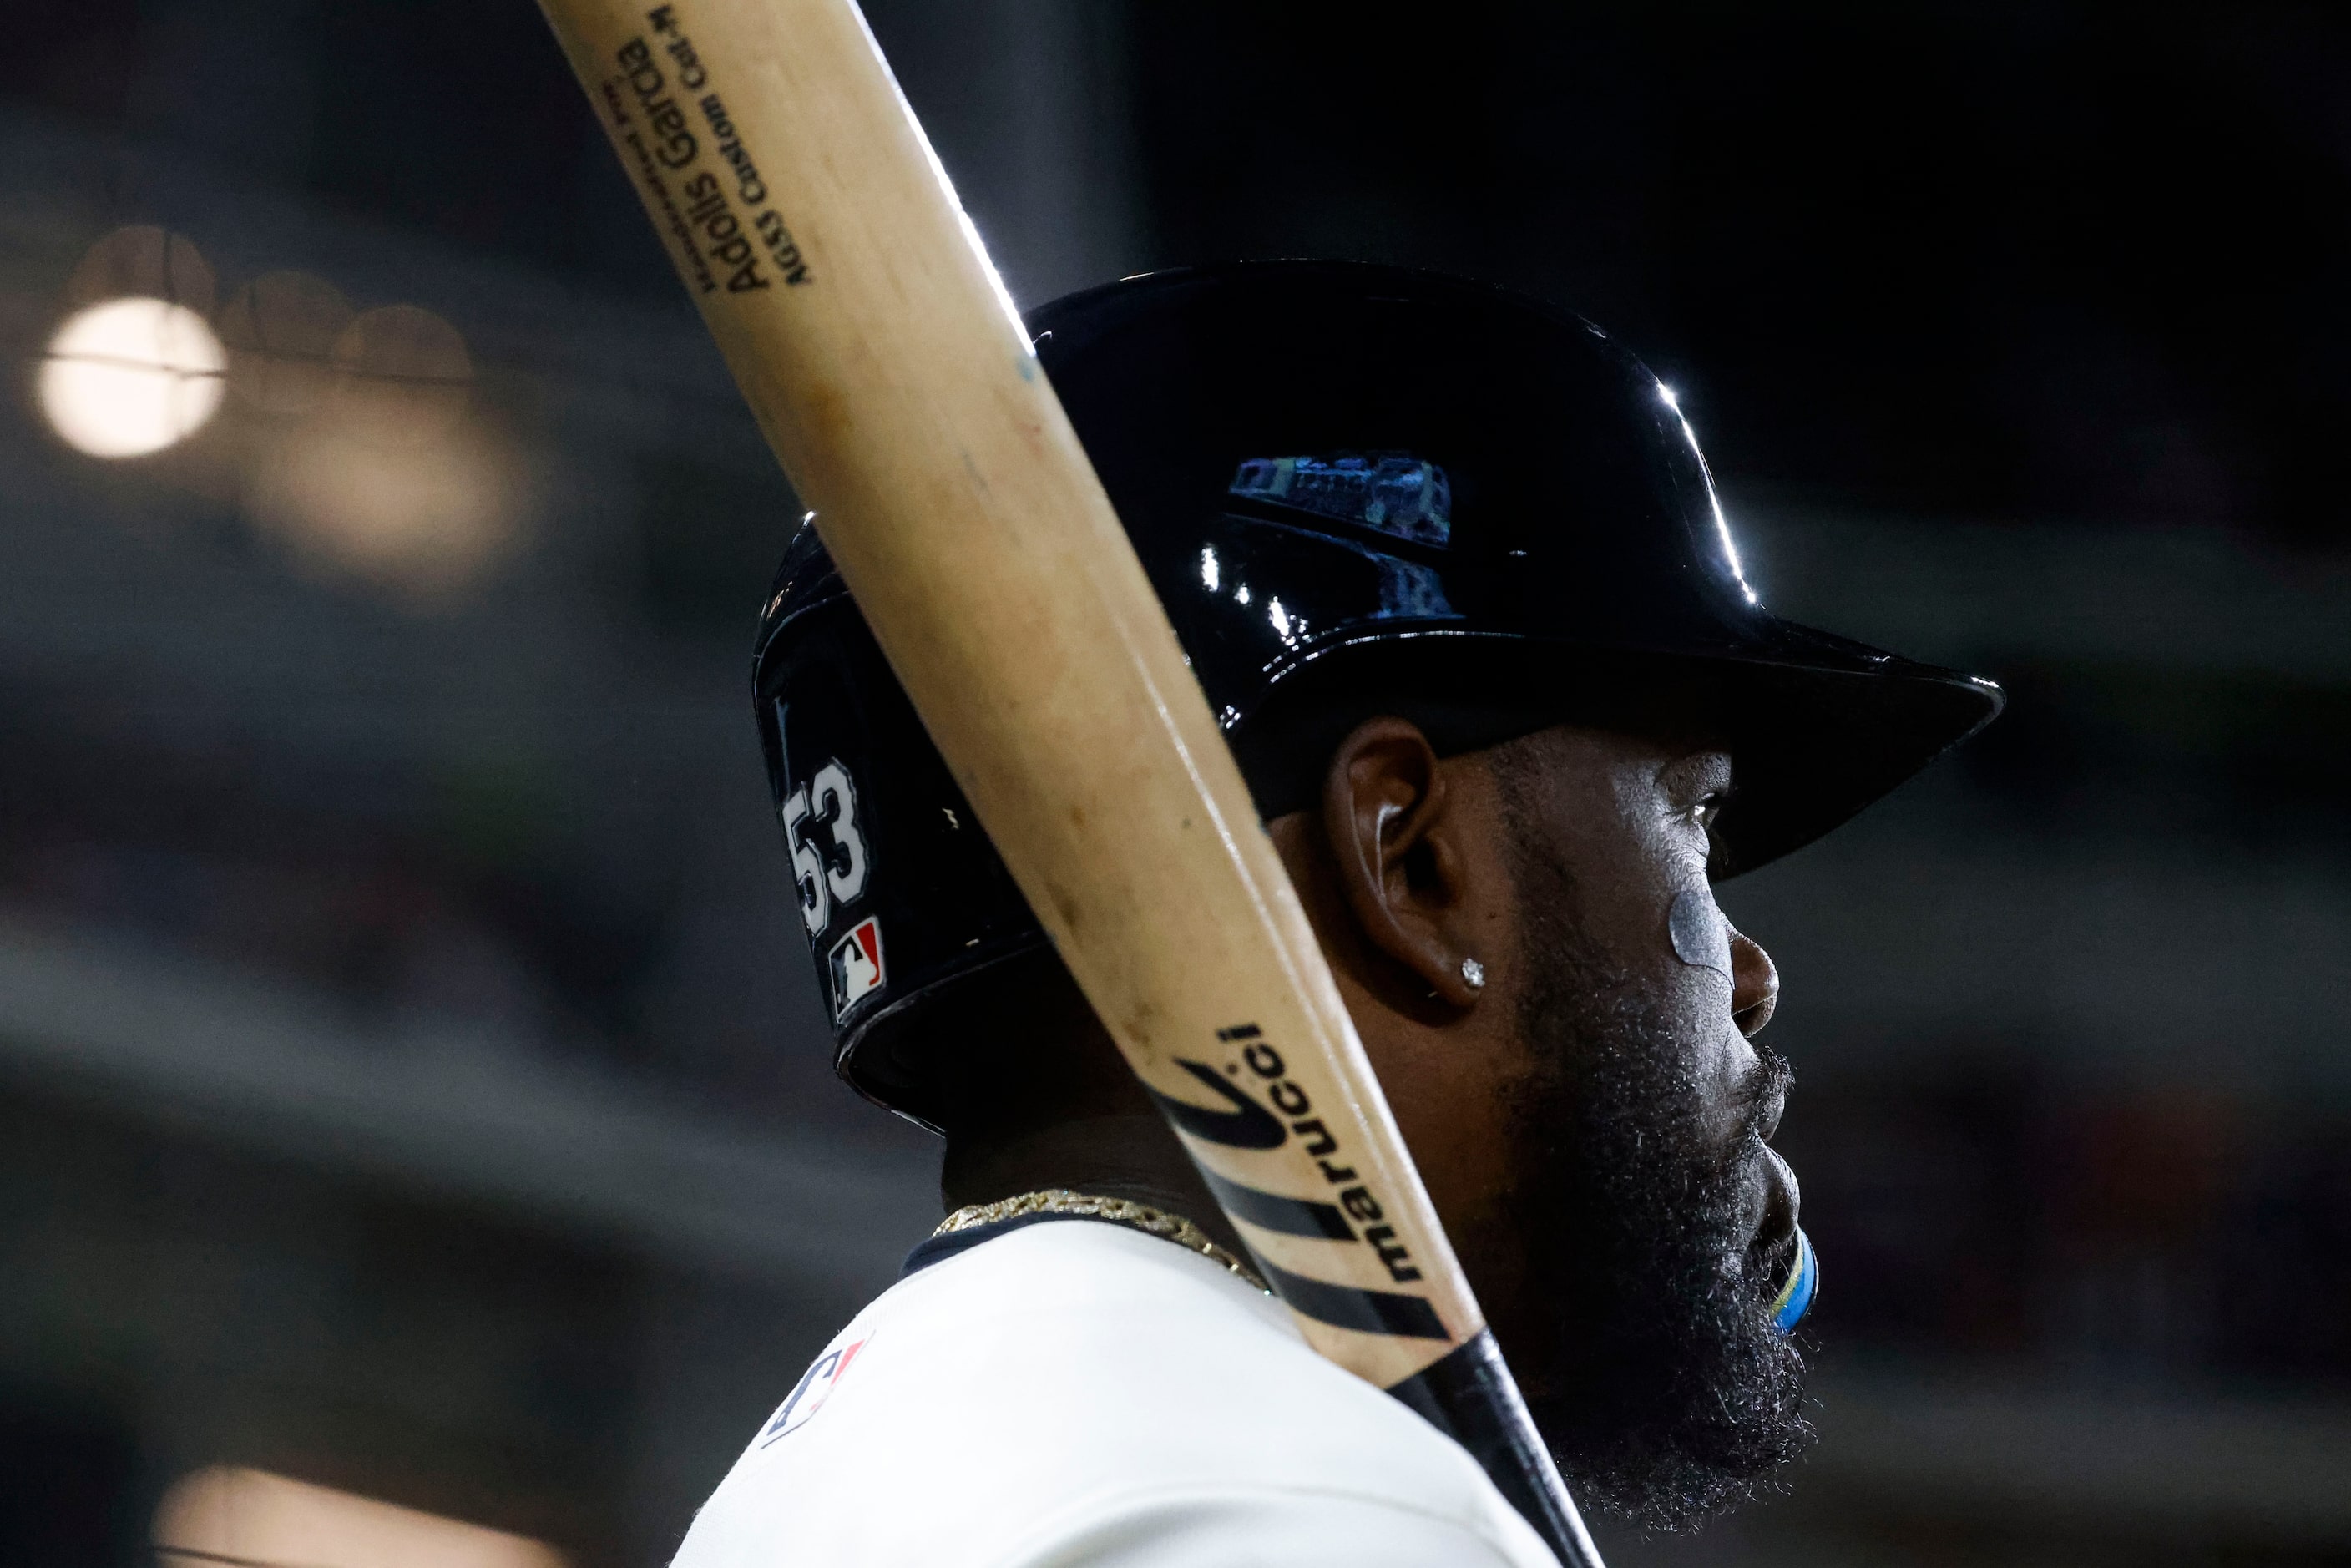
[939,1112,1248,1260]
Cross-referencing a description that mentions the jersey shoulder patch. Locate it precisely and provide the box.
[758,1330,873,1447]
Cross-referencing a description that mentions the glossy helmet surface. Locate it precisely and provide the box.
[754,261,2001,1129]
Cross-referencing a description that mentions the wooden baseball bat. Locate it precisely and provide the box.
[532,3,1601,1560]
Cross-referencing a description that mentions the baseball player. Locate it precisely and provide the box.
[679,263,2000,1565]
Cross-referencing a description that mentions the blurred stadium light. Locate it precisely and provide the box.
[219,270,354,415]
[158,1466,563,1568]
[40,296,225,458]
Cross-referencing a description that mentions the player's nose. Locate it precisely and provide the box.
[1729,923,1778,1037]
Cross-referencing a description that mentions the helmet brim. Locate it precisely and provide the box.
[1228,621,2003,878]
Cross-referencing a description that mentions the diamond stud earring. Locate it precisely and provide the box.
[1460,956,1486,990]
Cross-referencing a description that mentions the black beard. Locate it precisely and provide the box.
[1500,841,1813,1528]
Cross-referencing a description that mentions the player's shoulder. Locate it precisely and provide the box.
[720,1218,1435,1482]
[672,1220,1556,1566]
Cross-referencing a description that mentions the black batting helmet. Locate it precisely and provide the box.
[754,261,2000,1130]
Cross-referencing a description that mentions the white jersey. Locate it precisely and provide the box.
[673,1216,1562,1567]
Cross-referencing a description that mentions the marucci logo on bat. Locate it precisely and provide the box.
[1147,1024,1424,1288]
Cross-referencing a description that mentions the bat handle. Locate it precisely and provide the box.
[1386,1332,1608,1568]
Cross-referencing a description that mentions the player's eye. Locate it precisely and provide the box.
[1691,792,1726,832]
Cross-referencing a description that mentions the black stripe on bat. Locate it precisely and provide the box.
[1146,1059,1287,1150]
[1258,1257,1450,1340]
[1199,1165,1357,1241]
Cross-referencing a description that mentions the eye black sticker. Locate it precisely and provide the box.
[1668,885,1732,978]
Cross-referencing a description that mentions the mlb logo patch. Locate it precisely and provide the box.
[760,1334,870,1446]
[828,916,884,1018]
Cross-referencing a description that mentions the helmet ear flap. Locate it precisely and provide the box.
[757,564,1047,1126]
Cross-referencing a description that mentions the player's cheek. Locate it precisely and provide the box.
[1652,878,1764,1142]
[1683,974,1762,1121]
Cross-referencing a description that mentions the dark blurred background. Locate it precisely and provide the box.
[3,3,2347,1565]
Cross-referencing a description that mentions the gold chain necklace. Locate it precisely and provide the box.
[933,1187,1269,1293]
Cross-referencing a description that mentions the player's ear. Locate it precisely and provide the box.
[1318,716,1487,1009]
